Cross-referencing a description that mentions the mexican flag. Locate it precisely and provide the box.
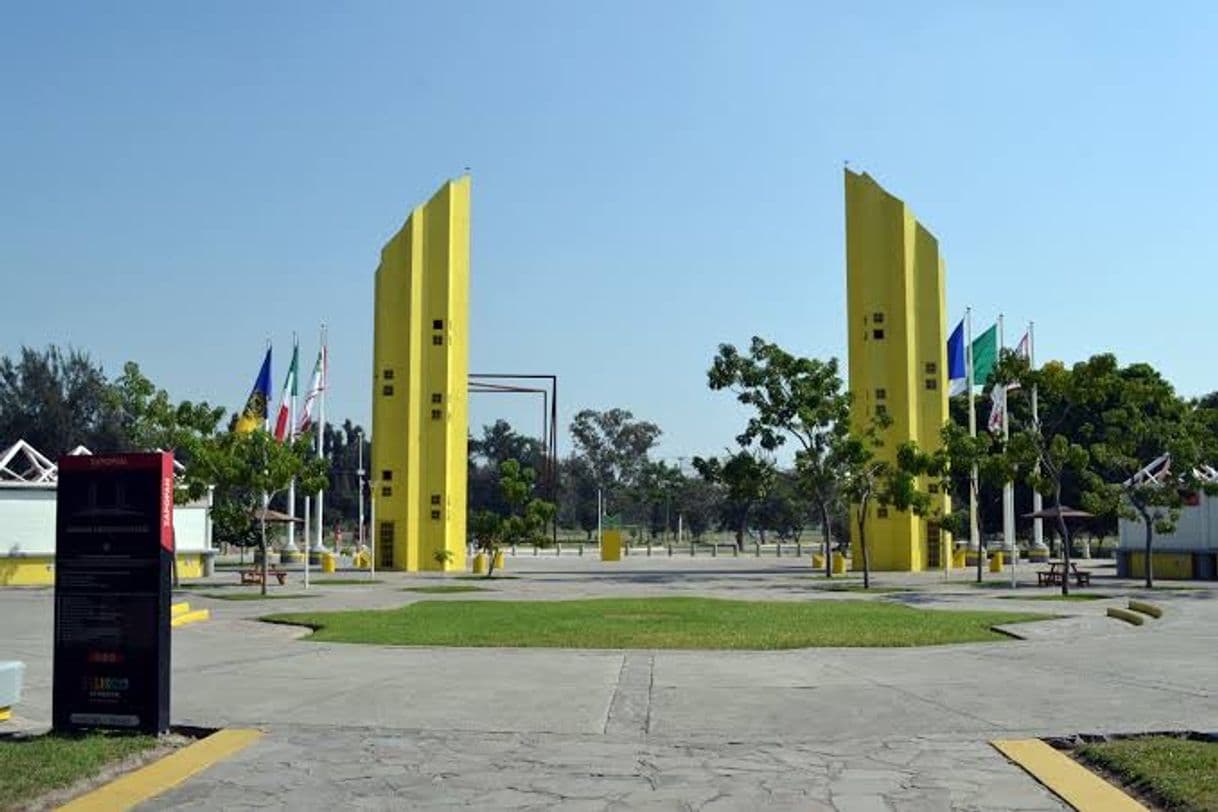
[273,344,299,442]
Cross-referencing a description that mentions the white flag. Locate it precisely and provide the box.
[1013,331,1030,360]
[297,347,326,434]
[988,385,1006,434]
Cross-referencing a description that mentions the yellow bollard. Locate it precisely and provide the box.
[601,529,622,562]
[493,550,505,571]
[832,552,849,574]
[989,551,1004,572]
[472,553,487,575]
[953,549,968,569]
[321,552,337,574]
[812,553,826,569]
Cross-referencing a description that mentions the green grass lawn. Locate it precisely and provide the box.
[402,585,490,594]
[263,596,1047,649]
[1076,736,1218,811]
[455,574,519,580]
[0,732,159,808]
[203,592,321,601]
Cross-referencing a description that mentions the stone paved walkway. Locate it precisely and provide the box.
[3,557,1215,810]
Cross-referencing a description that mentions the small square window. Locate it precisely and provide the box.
[432,335,443,346]
[876,404,888,416]
[381,485,392,497]
[872,329,885,340]
[925,362,937,374]
[383,369,394,380]
[382,470,393,482]
[872,312,885,324]
[430,509,441,520]
[925,378,938,390]
[875,388,886,400]
[928,483,940,494]
[432,319,444,330]
[382,384,394,396]
[431,393,442,404]
[431,408,443,420]
[430,494,441,505]
[877,506,889,518]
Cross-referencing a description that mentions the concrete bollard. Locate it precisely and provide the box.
[690,542,696,557]
[776,542,782,558]
[511,543,517,556]
[556,542,561,556]
[712,543,717,557]
[755,541,761,557]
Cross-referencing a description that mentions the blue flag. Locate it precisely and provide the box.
[946,319,966,391]
[236,348,272,433]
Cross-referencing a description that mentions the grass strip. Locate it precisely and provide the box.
[264,596,1046,649]
[0,732,159,809]
[1076,736,1218,811]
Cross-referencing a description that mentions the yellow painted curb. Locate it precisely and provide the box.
[991,739,1145,811]
[171,608,210,628]
[59,728,263,812]
[171,602,191,618]
[0,706,10,722]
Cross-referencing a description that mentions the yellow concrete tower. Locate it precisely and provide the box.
[844,170,950,571]
[372,176,470,572]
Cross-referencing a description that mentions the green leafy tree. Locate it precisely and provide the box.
[471,459,556,578]
[1069,356,1210,588]
[0,345,126,454]
[569,408,661,523]
[838,413,893,589]
[188,430,328,594]
[693,451,775,550]
[706,338,852,574]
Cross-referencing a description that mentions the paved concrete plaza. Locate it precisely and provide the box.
[3,555,1216,810]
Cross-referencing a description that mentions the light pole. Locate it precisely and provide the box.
[368,477,378,579]
[356,429,366,554]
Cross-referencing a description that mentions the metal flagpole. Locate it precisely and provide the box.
[315,324,327,555]
[966,308,979,555]
[1029,321,1044,555]
[369,479,377,579]
[294,335,308,590]
[999,314,1015,579]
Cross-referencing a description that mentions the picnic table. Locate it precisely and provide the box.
[240,567,288,586]
[1037,561,1091,587]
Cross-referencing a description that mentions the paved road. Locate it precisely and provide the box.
[3,557,1215,810]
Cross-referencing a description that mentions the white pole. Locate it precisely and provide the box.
[357,430,366,554]
[966,308,978,554]
[303,496,311,554]
[369,480,377,579]
[293,337,308,590]
[597,488,603,547]
[1030,321,1044,553]
[677,513,683,546]
[999,314,1015,573]
[315,325,327,553]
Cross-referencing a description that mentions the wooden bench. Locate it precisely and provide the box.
[1037,561,1091,587]
[240,568,288,586]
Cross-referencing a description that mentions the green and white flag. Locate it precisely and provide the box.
[971,325,998,388]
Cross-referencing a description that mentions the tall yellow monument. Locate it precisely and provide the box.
[844,170,950,571]
[372,176,470,571]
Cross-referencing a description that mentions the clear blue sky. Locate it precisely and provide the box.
[3,2,1216,461]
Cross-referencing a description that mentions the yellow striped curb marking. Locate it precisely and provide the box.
[58,728,263,811]
[171,608,210,628]
[171,602,190,618]
[991,738,1146,811]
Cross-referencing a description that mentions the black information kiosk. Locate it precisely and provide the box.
[53,452,173,734]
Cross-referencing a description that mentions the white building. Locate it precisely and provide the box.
[1116,454,1218,580]
[0,441,213,586]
